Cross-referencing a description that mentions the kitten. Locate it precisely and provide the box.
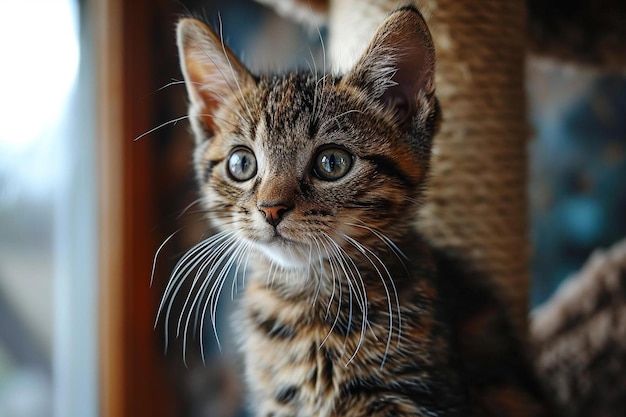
[171,5,552,417]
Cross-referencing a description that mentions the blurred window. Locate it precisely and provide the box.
[0,1,97,416]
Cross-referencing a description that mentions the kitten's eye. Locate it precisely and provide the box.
[227,147,257,181]
[312,147,353,181]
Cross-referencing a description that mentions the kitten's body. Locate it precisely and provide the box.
[240,227,462,416]
[173,6,552,417]
[240,240,546,417]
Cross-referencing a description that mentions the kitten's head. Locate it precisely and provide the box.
[177,7,438,272]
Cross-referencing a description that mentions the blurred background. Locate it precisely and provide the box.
[0,0,624,416]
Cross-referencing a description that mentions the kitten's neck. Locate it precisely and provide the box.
[249,230,434,305]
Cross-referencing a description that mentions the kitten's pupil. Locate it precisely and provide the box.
[227,148,257,181]
[314,147,353,181]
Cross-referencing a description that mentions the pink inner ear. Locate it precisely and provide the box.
[184,59,220,134]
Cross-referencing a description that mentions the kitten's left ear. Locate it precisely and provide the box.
[343,6,436,128]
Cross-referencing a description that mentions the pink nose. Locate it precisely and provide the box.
[258,204,290,226]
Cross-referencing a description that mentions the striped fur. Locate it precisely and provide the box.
[172,6,553,417]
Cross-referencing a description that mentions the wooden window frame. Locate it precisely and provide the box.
[95,0,179,415]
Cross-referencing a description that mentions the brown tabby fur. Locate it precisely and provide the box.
[171,6,553,417]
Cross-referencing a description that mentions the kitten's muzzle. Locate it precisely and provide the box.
[258,203,293,227]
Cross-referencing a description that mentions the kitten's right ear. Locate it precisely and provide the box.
[343,7,436,130]
[177,18,254,137]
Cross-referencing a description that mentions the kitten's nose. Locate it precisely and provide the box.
[258,203,291,227]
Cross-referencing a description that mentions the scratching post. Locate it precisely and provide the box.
[415,0,529,336]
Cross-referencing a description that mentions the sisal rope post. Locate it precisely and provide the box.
[328,0,530,337]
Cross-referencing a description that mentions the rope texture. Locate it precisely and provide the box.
[417,0,529,337]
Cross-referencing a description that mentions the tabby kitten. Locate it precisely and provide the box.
[171,6,551,417]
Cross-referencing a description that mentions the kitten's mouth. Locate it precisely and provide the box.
[265,223,301,244]
[266,235,305,252]
[269,233,298,245]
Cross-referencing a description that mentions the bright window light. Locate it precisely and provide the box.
[0,0,79,198]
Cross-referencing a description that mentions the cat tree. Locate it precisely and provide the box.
[254,0,626,415]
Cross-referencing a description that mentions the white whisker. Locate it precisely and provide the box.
[134,115,190,141]
[150,229,182,287]
[156,79,186,92]
[342,233,401,369]
[156,230,232,353]
[322,232,370,365]
[199,238,243,361]
[310,236,325,307]
[176,233,238,338]
[346,220,409,263]
[177,197,206,220]
[318,237,343,350]
[158,231,230,323]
